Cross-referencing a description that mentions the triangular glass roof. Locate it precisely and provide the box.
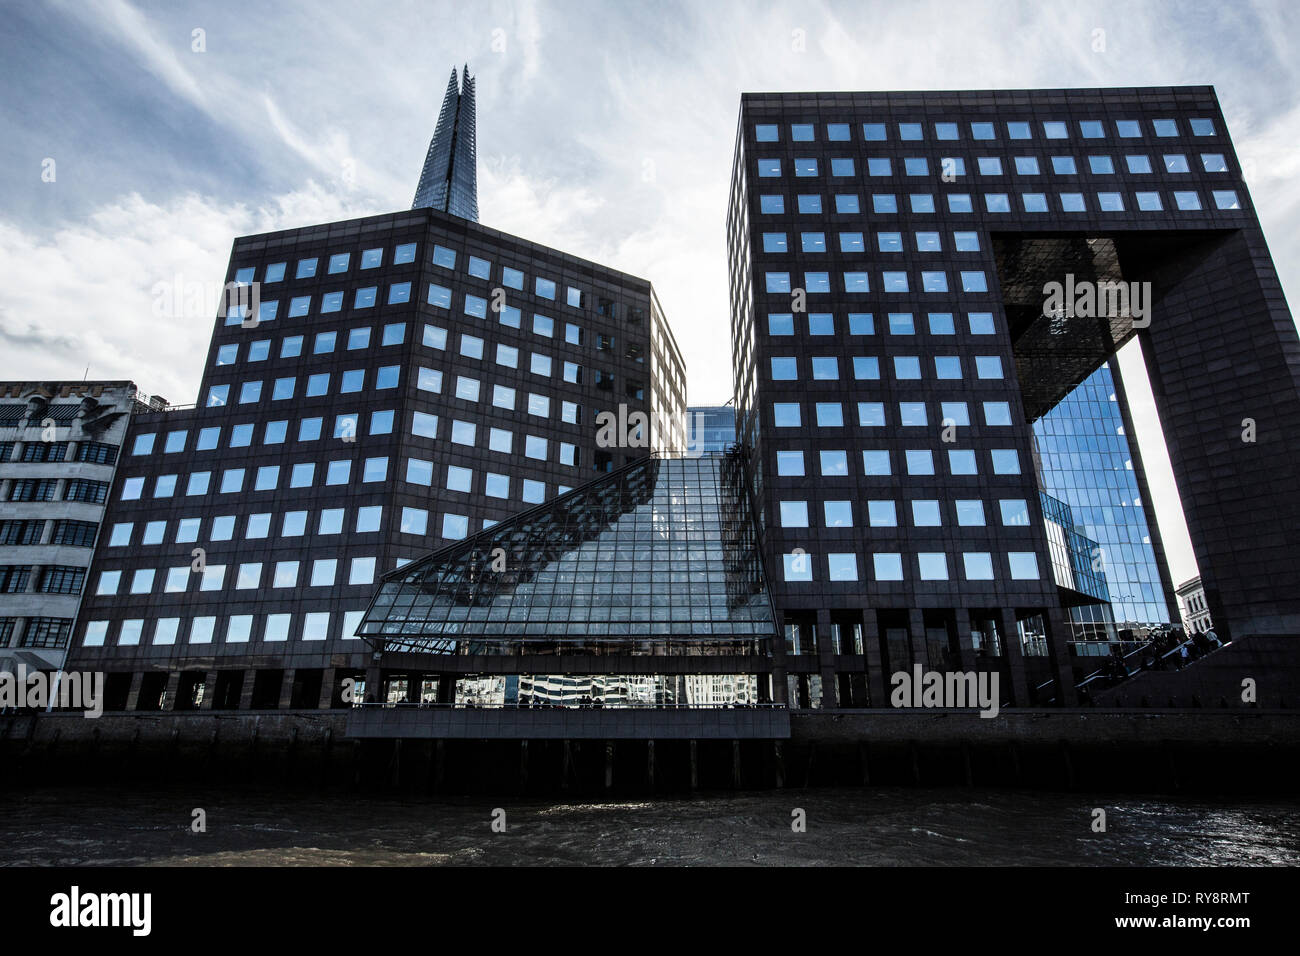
[358,454,779,655]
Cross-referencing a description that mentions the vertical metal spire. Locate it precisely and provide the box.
[412,65,479,220]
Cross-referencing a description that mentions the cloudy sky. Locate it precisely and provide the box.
[3,0,1299,587]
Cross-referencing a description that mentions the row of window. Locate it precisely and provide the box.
[233,242,632,319]
[779,549,1041,583]
[119,436,576,506]
[0,518,98,547]
[0,440,118,465]
[84,609,366,648]
[0,616,71,649]
[754,117,1218,144]
[0,565,86,595]
[772,447,1023,477]
[756,152,1229,180]
[757,188,1239,215]
[772,400,1014,429]
[764,230,981,254]
[767,311,998,336]
[769,354,1005,382]
[764,268,990,294]
[104,502,502,548]
[206,335,624,412]
[6,477,110,504]
[776,496,1031,529]
[95,556,379,597]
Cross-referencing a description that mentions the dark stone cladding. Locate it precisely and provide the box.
[68,206,685,684]
[727,85,1300,708]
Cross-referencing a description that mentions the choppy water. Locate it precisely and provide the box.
[1,786,1296,866]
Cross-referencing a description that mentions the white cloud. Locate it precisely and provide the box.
[0,185,377,403]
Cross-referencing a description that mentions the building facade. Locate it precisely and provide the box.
[0,381,137,672]
[687,404,737,454]
[1176,575,1214,634]
[67,207,685,711]
[727,85,1300,709]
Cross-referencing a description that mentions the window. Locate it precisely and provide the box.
[863,500,894,528]
[873,553,904,581]
[412,411,438,438]
[918,553,949,581]
[949,449,977,475]
[905,450,934,475]
[956,500,985,526]
[862,450,890,476]
[775,450,804,476]
[964,553,995,581]
[1008,552,1040,580]
[908,499,942,528]
[828,554,859,582]
[1000,499,1030,526]
[858,402,885,427]
[991,449,1021,474]
[783,553,812,582]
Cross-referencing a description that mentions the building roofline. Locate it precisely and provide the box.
[229,206,653,290]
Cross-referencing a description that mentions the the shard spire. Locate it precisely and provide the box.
[412,64,478,220]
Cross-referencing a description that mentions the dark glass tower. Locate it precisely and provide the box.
[412,66,479,221]
[727,86,1300,709]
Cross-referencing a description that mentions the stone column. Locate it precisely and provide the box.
[999,608,1030,707]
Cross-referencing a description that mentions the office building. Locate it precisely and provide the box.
[66,71,686,712]
[726,86,1300,708]
[687,404,737,454]
[0,381,137,673]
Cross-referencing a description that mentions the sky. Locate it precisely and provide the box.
[2,0,1299,590]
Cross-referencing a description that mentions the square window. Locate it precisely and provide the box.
[828,553,859,582]
[873,553,904,581]
[776,450,804,476]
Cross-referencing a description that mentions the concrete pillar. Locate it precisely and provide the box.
[908,608,926,669]
[862,611,887,707]
[237,669,257,710]
[815,608,837,709]
[999,608,1031,707]
[364,664,382,703]
[277,668,296,710]
[1043,610,1079,707]
[604,740,615,790]
[438,674,456,704]
[122,672,144,712]
[318,668,336,709]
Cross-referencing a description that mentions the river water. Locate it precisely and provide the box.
[1,786,1296,866]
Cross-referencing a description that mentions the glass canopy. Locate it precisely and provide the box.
[359,455,779,655]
